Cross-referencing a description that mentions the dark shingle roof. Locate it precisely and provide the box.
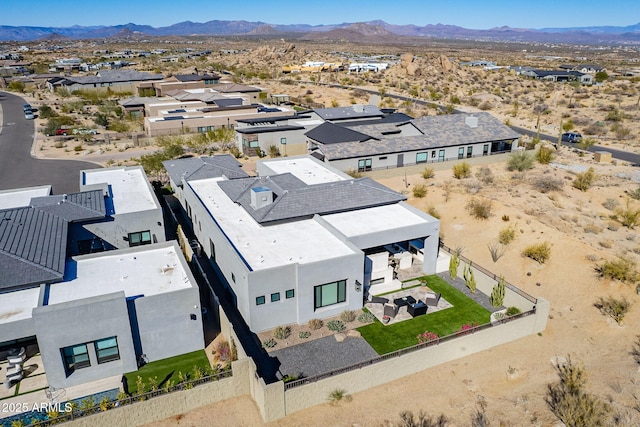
[218,174,406,224]
[305,122,374,144]
[29,190,106,222]
[236,125,306,135]
[163,155,249,186]
[0,207,67,290]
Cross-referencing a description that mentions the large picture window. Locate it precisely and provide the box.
[416,152,428,163]
[314,280,346,310]
[62,343,90,374]
[357,158,372,172]
[128,230,151,247]
[95,337,120,364]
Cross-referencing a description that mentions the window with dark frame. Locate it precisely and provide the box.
[271,292,280,302]
[62,343,90,374]
[128,230,152,247]
[95,337,120,364]
[286,289,295,299]
[256,295,265,305]
[314,280,347,310]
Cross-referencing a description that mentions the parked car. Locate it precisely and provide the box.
[561,132,582,143]
[56,129,69,136]
[23,103,32,112]
[24,111,35,120]
[72,128,98,135]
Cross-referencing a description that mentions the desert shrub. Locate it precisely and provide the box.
[397,411,449,427]
[466,198,492,220]
[274,325,291,339]
[449,249,461,280]
[326,320,345,332]
[38,104,57,119]
[507,151,534,172]
[412,183,427,198]
[475,167,494,184]
[505,306,521,316]
[228,145,242,158]
[463,265,477,293]
[536,145,555,164]
[462,180,482,194]
[262,338,277,349]
[594,296,631,324]
[327,388,351,404]
[452,162,471,179]
[583,223,602,234]
[490,276,506,307]
[632,336,640,366]
[308,318,324,330]
[498,226,516,245]
[268,145,280,158]
[427,206,440,219]
[357,311,375,323]
[501,214,510,222]
[345,168,363,178]
[595,254,639,283]
[573,167,596,192]
[298,331,311,339]
[340,310,356,323]
[545,356,610,426]
[576,138,597,151]
[73,144,83,152]
[628,186,640,200]
[487,241,506,263]
[616,199,640,229]
[522,241,551,264]
[478,101,492,110]
[533,175,564,193]
[602,198,619,211]
[421,167,435,179]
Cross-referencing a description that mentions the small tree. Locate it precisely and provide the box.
[595,70,609,83]
[490,275,506,307]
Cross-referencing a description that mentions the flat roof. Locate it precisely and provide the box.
[81,167,158,214]
[322,203,434,238]
[0,287,40,325]
[259,157,345,185]
[189,177,358,271]
[46,244,192,305]
[0,185,51,209]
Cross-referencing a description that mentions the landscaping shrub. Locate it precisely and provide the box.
[340,310,356,323]
[421,167,435,179]
[412,183,427,198]
[595,254,639,283]
[490,276,506,307]
[427,206,441,219]
[507,151,534,172]
[262,338,277,349]
[214,340,231,362]
[533,175,564,193]
[449,249,460,280]
[466,198,492,220]
[328,389,352,404]
[298,331,311,339]
[572,167,596,192]
[308,318,323,330]
[274,325,291,339]
[463,265,477,293]
[326,320,346,332]
[594,296,631,324]
[452,162,471,179]
[505,306,521,316]
[357,311,375,323]
[522,241,551,264]
[416,331,439,344]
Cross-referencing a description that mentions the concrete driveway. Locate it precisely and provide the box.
[0,91,100,195]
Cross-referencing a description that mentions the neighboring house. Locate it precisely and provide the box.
[46,70,164,94]
[307,112,521,172]
[77,166,166,254]
[151,73,221,96]
[560,64,605,74]
[0,168,202,389]
[165,155,439,332]
[520,69,593,85]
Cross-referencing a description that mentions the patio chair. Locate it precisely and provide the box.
[383,303,399,318]
[370,296,389,305]
[7,347,26,366]
[424,292,441,307]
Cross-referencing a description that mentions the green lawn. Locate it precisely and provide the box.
[124,350,210,393]
[357,275,491,354]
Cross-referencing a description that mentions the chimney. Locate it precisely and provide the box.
[465,115,478,128]
[250,186,273,210]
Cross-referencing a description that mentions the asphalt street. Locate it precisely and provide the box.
[0,91,100,195]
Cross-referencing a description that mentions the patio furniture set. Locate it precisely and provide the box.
[369,292,442,323]
[4,347,26,389]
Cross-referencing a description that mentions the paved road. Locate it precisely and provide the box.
[0,91,100,195]
[510,125,640,165]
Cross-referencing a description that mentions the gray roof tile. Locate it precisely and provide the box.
[163,155,249,185]
[29,190,106,222]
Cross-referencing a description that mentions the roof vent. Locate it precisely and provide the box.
[465,115,478,128]
[352,104,364,113]
[250,186,273,210]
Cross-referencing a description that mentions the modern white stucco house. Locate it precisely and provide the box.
[164,155,440,332]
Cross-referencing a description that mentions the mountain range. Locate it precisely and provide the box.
[1,20,639,44]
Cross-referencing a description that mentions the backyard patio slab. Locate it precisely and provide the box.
[365,287,453,325]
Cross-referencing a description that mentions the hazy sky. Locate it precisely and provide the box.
[3,0,639,29]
